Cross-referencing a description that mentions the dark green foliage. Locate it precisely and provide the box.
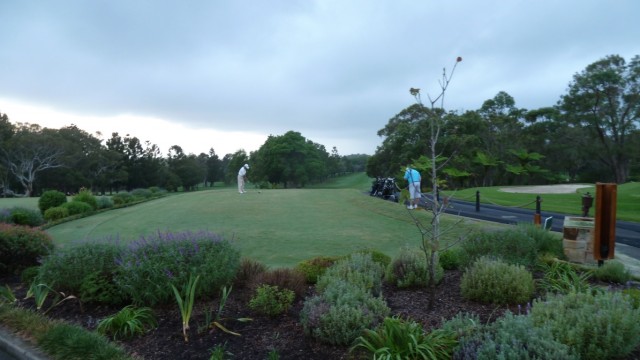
[6,207,44,227]
[112,192,133,205]
[234,257,268,288]
[461,226,557,268]
[622,288,640,309]
[114,230,240,306]
[531,291,640,360]
[352,316,457,359]
[61,201,93,216]
[72,189,98,210]
[43,206,69,221]
[593,260,631,284]
[96,305,157,340]
[79,271,127,305]
[20,266,40,285]
[249,267,307,299]
[519,223,564,258]
[38,241,123,304]
[38,190,67,214]
[460,256,535,305]
[295,256,341,284]
[37,322,131,360]
[0,224,53,275]
[385,247,443,288]
[248,284,295,317]
[439,247,465,270]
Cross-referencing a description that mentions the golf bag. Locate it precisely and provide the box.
[370,177,400,202]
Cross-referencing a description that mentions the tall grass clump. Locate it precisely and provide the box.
[0,224,53,275]
[460,256,535,305]
[38,240,125,304]
[72,189,98,210]
[114,230,240,306]
[537,260,592,295]
[38,322,132,360]
[530,291,640,360]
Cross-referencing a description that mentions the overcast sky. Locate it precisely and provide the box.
[1,0,638,156]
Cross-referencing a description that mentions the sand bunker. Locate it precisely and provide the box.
[499,184,592,194]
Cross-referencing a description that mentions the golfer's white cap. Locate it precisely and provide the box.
[244,164,250,169]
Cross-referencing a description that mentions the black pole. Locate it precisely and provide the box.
[536,195,541,214]
[475,191,480,212]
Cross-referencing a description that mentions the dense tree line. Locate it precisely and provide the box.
[367,54,640,187]
[0,117,367,196]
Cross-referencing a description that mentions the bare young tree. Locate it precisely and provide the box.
[408,56,462,310]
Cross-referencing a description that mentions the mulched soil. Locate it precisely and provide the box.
[3,271,640,360]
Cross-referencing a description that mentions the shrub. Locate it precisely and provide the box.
[43,206,69,222]
[38,190,67,214]
[61,201,93,216]
[234,257,268,288]
[248,284,295,317]
[350,249,391,269]
[111,192,133,205]
[520,223,564,258]
[460,256,535,305]
[457,312,577,360]
[622,287,640,309]
[351,316,457,359]
[130,188,153,199]
[38,240,124,304]
[530,291,640,360]
[249,267,307,299]
[461,227,540,268]
[593,260,631,284]
[537,260,592,295]
[114,230,240,305]
[96,305,157,340]
[439,247,465,270]
[316,253,384,296]
[300,284,390,346]
[96,196,114,210]
[385,247,443,288]
[72,189,98,210]
[20,266,40,285]
[295,256,341,284]
[8,207,44,227]
[0,224,53,275]
[37,322,131,360]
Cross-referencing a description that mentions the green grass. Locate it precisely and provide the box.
[448,182,639,222]
[44,174,498,268]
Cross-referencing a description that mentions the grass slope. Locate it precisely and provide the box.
[44,174,495,268]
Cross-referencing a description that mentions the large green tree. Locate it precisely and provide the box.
[559,54,640,183]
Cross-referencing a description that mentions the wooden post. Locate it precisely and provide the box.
[593,183,617,260]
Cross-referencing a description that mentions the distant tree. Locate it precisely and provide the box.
[559,54,640,183]
[205,148,222,187]
[225,150,249,185]
[1,123,64,196]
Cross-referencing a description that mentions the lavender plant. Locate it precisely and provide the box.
[114,230,240,305]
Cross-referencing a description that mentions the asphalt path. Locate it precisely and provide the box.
[416,194,640,248]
